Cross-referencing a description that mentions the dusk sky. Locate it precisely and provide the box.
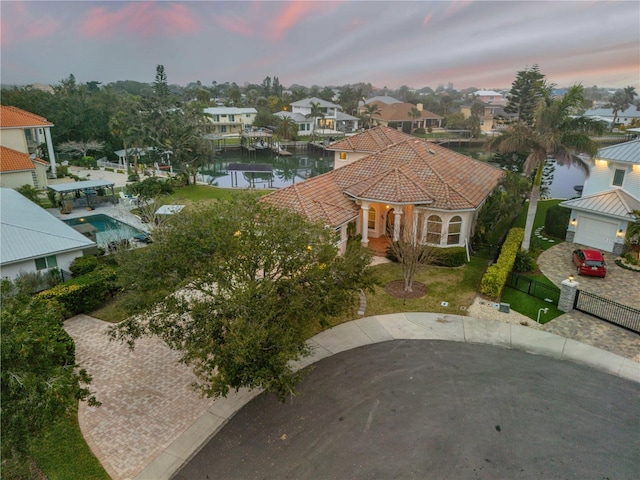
[1,1,639,91]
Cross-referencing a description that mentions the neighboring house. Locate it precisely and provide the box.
[0,105,57,175]
[583,106,640,127]
[473,90,505,105]
[561,139,640,255]
[459,103,500,133]
[275,97,359,136]
[261,126,504,254]
[203,107,258,136]
[0,188,96,280]
[0,146,50,190]
[359,101,443,131]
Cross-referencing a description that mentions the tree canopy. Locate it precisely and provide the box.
[1,282,98,473]
[110,195,375,400]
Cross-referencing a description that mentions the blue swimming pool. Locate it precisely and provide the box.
[63,214,144,246]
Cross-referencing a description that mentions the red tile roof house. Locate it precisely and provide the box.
[0,105,58,188]
[262,127,504,255]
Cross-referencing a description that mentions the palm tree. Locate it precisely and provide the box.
[361,103,381,129]
[408,106,421,133]
[274,116,298,142]
[305,101,324,143]
[490,85,604,251]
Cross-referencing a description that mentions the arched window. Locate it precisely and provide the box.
[447,216,462,245]
[427,215,442,244]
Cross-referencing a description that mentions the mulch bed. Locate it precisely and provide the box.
[384,280,428,299]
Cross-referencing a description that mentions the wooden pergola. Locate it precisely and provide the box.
[48,180,116,212]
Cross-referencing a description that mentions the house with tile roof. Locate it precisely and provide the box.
[275,97,359,136]
[0,105,58,186]
[561,139,640,255]
[0,146,50,190]
[358,101,443,132]
[0,188,96,280]
[262,127,504,254]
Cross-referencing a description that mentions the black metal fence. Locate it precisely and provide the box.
[574,290,640,334]
[505,273,560,305]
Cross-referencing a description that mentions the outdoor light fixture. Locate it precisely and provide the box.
[570,218,577,226]
[617,229,624,237]
[568,274,575,282]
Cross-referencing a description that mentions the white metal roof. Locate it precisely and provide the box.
[560,189,640,220]
[596,139,640,164]
[0,188,96,265]
[47,179,115,193]
[203,107,257,115]
[290,97,341,109]
[155,204,185,215]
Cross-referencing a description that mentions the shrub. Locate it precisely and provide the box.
[414,127,426,135]
[432,247,467,267]
[69,255,99,276]
[544,205,571,238]
[513,250,537,273]
[37,267,118,317]
[480,228,524,298]
[56,165,69,178]
[104,167,114,172]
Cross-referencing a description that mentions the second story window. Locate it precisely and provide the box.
[612,169,625,187]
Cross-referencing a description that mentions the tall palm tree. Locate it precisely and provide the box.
[361,103,381,129]
[490,85,604,250]
[408,106,421,133]
[305,101,324,143]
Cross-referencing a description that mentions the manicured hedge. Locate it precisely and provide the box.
[480,228,524,299]
[69,255,99,276]
[544,205,571,239]
[37,268,118,317]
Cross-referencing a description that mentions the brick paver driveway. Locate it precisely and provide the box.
[538,242,640,309]
[64,315,216,480]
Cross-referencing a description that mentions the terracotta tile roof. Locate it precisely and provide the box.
[326,126,408,153]
[0,146,36,172]
[262,129,505,227]
[0,105,52,128]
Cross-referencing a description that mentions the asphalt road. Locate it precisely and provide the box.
[175,340,640,480]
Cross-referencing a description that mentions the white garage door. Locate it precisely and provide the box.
[574,216,617,252]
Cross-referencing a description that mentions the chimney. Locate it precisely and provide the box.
[417,103,423,112]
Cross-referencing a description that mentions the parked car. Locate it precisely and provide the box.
[572,249,607,277]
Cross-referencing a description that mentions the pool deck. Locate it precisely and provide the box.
[49,201,151,237]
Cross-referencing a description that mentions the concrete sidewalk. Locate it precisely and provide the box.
[122,313,639,480]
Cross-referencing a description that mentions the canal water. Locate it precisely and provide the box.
[197,149,333,189]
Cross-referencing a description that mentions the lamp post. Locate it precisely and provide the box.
[537,307,549,323]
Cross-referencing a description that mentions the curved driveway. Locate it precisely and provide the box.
[176,340,640,480]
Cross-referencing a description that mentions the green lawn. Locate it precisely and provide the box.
[170,185,270,202]
[362,256,487,317]
[500,287,562,323]
[29,410,110,480]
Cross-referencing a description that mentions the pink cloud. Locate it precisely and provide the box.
[80,2,198,39]
[269,1,338,41]
[217,14,254,37]
[423,14,433,26]
[0,2,61,46]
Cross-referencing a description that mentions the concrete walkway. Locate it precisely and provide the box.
[65,313,639,480]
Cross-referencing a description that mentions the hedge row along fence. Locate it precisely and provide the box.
[37,267,118,318]
[480,228,525,299]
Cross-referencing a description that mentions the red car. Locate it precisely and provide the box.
[572,249,607,277]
